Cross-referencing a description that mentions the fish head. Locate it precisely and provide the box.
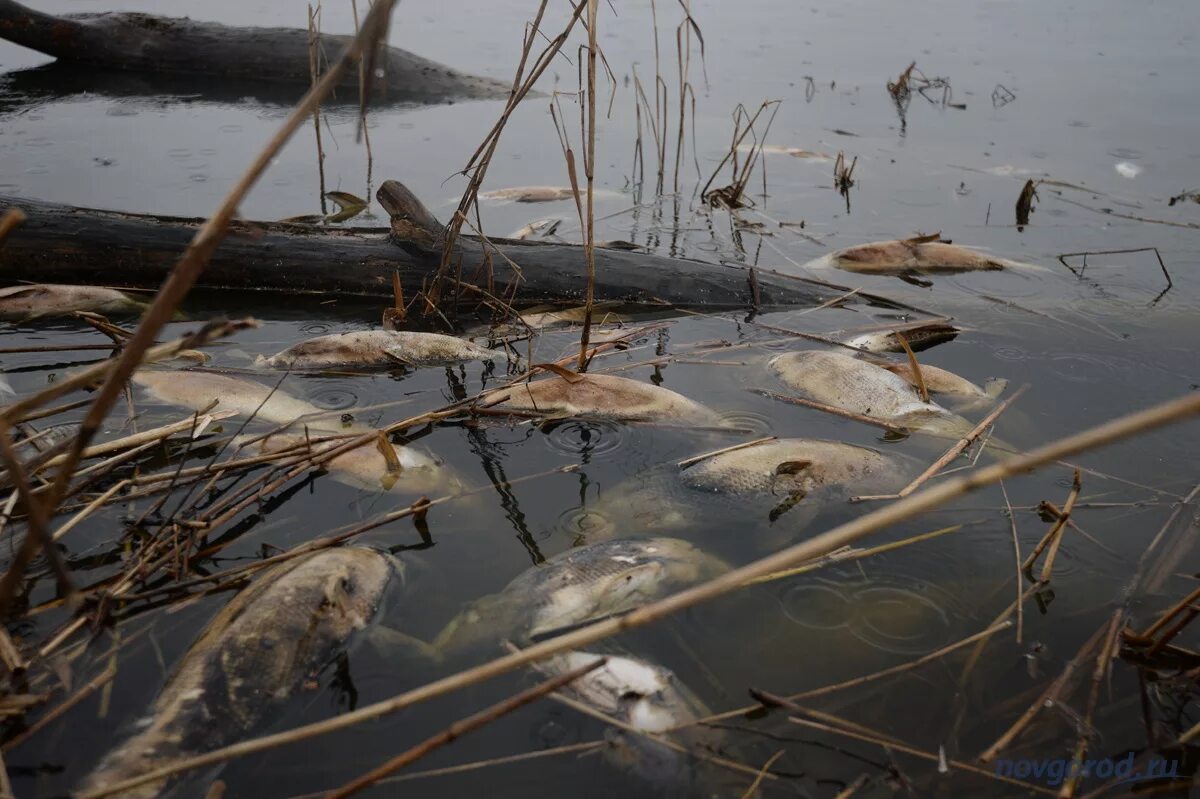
[318,548,397,633]
[641,537,731,582]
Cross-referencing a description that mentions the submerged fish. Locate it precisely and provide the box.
[132,370,342,431]
[490,372,728,427]
[247,432,463,496]
[433,538,728,654]
[805,239,1040,275]
[518,302,631,330]
[768,350,975,437]
[536,650,721,787]
[480,186,620,203]
[0,284,140,320]
[256,330,501,370]
[592,438,909,534]
[508,217,563,239]
[878,361,1008,406]
[842,322,961,353]
[80,548,396,798]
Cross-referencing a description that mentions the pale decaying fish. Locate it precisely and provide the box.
[842,322,961,353]
[768,350,975,437]
[878,361,1008,407]
[255,330,502,370]
[592,438,910,534]
[132,370,345,431]
[804,239,1042,275]
[518,302,631,330]
[246,432,464,496]
[535,650,722,787]
[507,217,563,239]
[489,372,728,427]
[479,186,621,203]
[79,548,396,798]
[432,538,729,654]
[0,284,141,320]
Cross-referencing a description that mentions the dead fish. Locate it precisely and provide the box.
[79,548,396,798]
[480,186,622,203]
[132,370,345,431]
[738,143,833,161]
[490,372,728,427]
[255,330,501,370]
[535,650,721,787]
[878,362,1008,406]
[432,538,728,654]
[592,438,909,534]
[0,284,140,320]
[804,239,1042,275]
[507,217,563,239]
[768,350,974,437]
[518,301,630,330]
[843,322,961,353]
[246,432,464,496]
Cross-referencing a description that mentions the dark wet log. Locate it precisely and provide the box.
[0,195,824,308]
[0,0,508,102]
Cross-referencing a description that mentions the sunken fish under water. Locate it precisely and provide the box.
[79,548,396,799]
[768,350,975,436]
[592,437,910,534]
[0,284,139,320]
[132,370,342,431]
[256,330,501,370]
[490,372,728,426]
[432,538,729,654]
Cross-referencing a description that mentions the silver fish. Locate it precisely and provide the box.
[132,370,345,431]
[246,432,464,496]
[768,350,974,437]
[507,217,563,239]
[804,239,1042,275]
[591,438,910,534]
[491,372,728,427]
[80,548,396,798]
[0,284,140,320]
[479,186,620,203]
[433,538,728,654]
[256,330,501,370]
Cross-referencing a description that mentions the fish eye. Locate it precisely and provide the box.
[341,577,355,595]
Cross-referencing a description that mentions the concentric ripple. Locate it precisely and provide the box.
[542,419,626,459]
[307,382,360,411]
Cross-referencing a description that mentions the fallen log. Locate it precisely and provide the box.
[0,188,824,309]
[0,0,509,102]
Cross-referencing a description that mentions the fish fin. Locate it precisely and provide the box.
[768,489,808,523]
[383,349,415,367]
[983,378,1009,399]
[897,272,934,288]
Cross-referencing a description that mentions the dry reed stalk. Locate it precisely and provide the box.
[31,411,228,472]
[741,750,785,798]
[852,384,1030,502]
[1000,480,1025,643]
[1,662,115,752]
[323,657,606,798]
[1037,470,1082,582]
[575,0,600,372]
[1057,610,1124,798]
[833,775,871,799]
[1020,470,1081,578]
[977,620,1110,763]
[73,391,1200,799]
[677,436,776,469]
[686,619,1011,730]
[895,333,928,402]
[307,4,329,215]
[326,741,604,788]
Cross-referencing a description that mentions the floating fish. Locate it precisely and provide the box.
[80,548,396,798]
[737,143,833,161]
[479,186,622,203]
[432,538,728,654]
[535,650,721,787]
[507,217,563,239]
[842,323,961,353]
[1114,161,1142,179]
[804,238,1041,275]
[518,301,631,330]
[132,370,345,431]
[0,284,141,320]
[877,361,1007,407]
[246,432,463,496]
[768,350,974,437]
[255,330,501,370]
[489,371,728,427]
[592,438,910,534]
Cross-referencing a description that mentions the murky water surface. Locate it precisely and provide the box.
[2,1,1199,796]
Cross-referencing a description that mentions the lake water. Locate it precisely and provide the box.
[2,0,1199,796]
